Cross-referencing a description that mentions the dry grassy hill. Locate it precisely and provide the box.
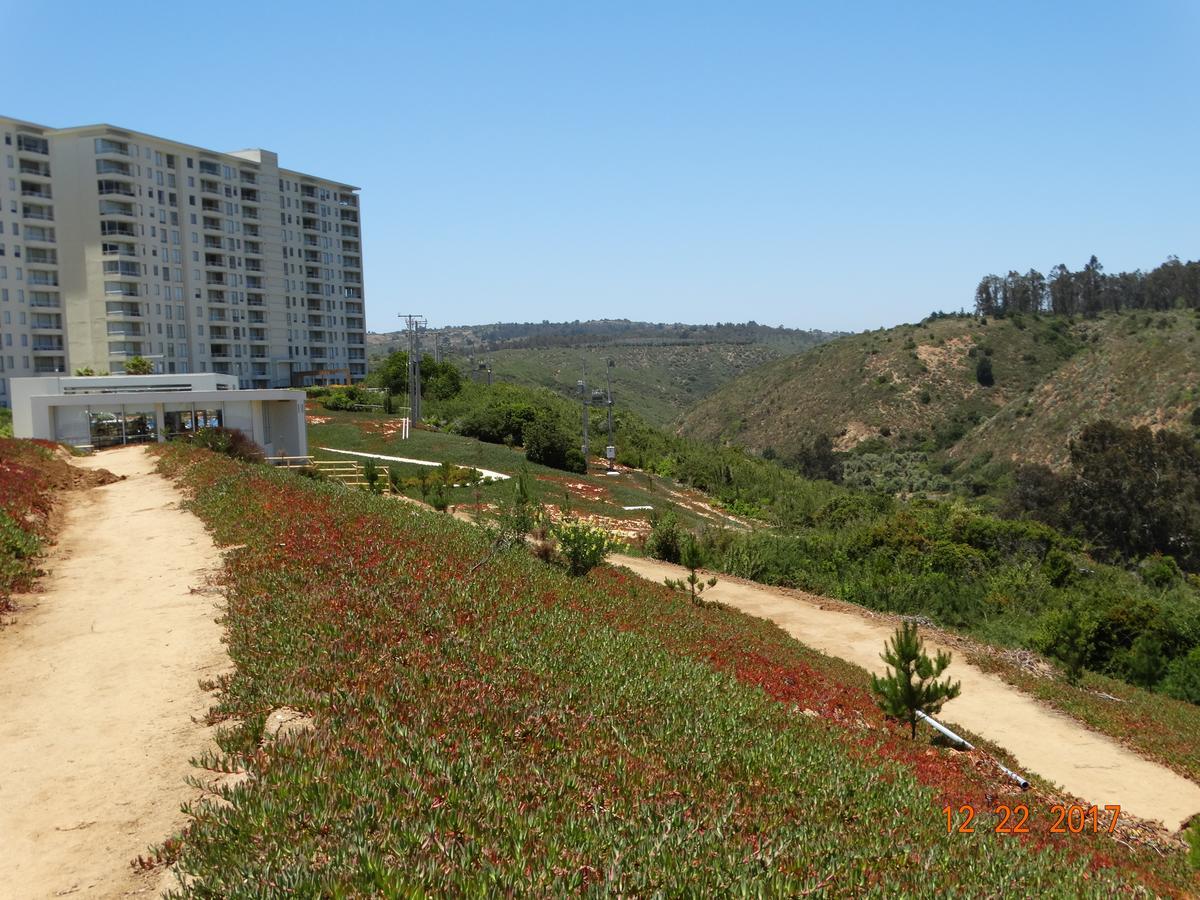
[680,310,1200,472]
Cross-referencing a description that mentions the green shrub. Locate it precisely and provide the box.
[188,427,265,464]
[1163,648,1200,703]
[523,415,585,473]
[646,510,685,564]
[553,519,611,576]
[870,622,961,739]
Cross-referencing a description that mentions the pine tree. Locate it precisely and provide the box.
[664,535,717,605]
[871,623,961,739]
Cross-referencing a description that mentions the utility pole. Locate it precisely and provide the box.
[398,313,426,423]
[605,357,616,472]
[577,362,589,475]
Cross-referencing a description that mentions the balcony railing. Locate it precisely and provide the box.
[22,206,54,221]
[100,222,136,236]
[25,226,55,243]
[27,272,59,286]
[18,134,50,155]
[94,138,129,156]
[198,161,221,176]
[20,161,51,177]
[96,159,131,175]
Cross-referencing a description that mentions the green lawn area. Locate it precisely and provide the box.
[307,408,744,534]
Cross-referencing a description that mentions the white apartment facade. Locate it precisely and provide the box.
[0,115,367,407]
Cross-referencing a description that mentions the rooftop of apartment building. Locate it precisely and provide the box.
[2,115,360,192]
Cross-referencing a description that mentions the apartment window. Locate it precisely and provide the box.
[186,158,193,169]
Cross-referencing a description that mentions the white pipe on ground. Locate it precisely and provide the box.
[915,710,1030,790]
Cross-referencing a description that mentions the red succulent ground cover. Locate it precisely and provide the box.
[153,444,1192,895]
[0,438,73,609]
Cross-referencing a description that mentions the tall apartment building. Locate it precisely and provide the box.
[0,115,367,406]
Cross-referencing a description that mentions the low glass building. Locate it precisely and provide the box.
[10,374,306,458]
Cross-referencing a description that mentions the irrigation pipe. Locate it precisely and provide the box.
[915,710,1030,790]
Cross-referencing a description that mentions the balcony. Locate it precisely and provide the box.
[18,134,50,155]
[241,188,259,203]
[202,216,223,231]
[31,314,63,331]
[301,201,318,215]
[247,293,264,307]
[346,302,363,316]
[244,260,262,273]
[348,334,365,346]
[336,192,358,208]
[339,210,358,223]
[200,180,222,195]
[250,348,268,359]
[106,324,143,337]
[305,265,321,278]
[248,311,265,324]
[244,241,262,255]
[198,160,221,176]
[27,271,59,286]
[243,223,259,237]
[300,185,317,198]
[96,159,131,176]
[309,331,327,343]
[104,282,139,297]
[304,250,321,263]
[30,292,61,309]
[239,170,257,185]
[250,328,267,342]
[102,241,137,257]
[204,236,224,250]
[97,180,134,197]
[343,287,363,300]
[301,217,320,232]
[22,204,54,221]
[20,160,51,178]
[33,338,66,352]
[246,276,263,290]
[206,274,227,286]
[26,248,57,264]
[108,341,144,357]
[209,326,229,339]
[242,207,259,220]
[105,301,143,318]
[204,254,226,268]
[305,282,323,296]
[307,315,323,327]
[347,317,364,330]
[209,344,232,359]
[201,199,222,213]
[100,221,136,237]
[207,291,228,304]
[341,240,360,253]
[306,298,323,311]
[25,226,55,243]
[94,138,129,157]
[343,256,361,269]
[303,236,320,248]
[99,200,135,217]
[103,260,141,277]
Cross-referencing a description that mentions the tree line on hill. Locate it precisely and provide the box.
[974,256,1200,317]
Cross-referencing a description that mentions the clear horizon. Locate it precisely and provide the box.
[5,1,1197,335]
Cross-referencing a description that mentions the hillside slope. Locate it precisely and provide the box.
[681,310,1200,472]
[680,314,1084,457]
[951,310,1200,468]
[367,320,838,427]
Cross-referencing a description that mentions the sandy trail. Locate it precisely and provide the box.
[0,446,227,898]
[611,553,1200,832]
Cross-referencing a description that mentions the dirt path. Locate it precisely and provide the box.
[316,446,511,481]
[612,553,1200,832]
[0,446,227,898]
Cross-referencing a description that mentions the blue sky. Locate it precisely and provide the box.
[4,1,1197,333]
